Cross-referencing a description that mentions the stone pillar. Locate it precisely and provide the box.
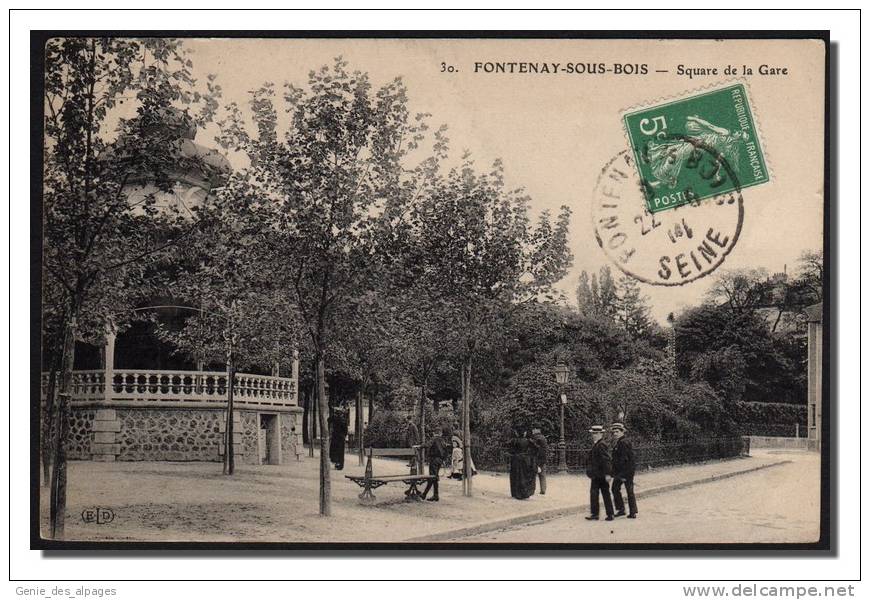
[218,410,243,459]
[805,303,823,452]
[104,330,116,403]
[92,409,121,461]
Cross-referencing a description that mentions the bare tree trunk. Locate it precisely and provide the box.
[301,385,309,445]
[42,367,58,488]
[772,309,783,333]
[308,386,316,457]
[418,379,427,445]
[223,357,235,475]
[356,389,364,466]
[462,358,473,497]
[50,317,76,539]
[316,354,331,516]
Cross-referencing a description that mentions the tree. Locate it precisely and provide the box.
[576,266,618,319]
[381,284,460,441]
[218,58,438,516]
[675,304,806,405]
[42,37,220,538]
[615,275,653,340]
[576,271,594,313]
[411,157,573,495]
[597,266,618,319]
[705,268,771,313]
[154,176,301,475]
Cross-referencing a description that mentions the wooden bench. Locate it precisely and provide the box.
[345,446,435,505]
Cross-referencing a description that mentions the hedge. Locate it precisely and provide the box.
[734,401,807,437]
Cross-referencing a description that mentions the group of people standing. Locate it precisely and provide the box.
[409,420,477,502]
[507,421,637,521]
[344,410,637,519]
[585,422,638,521]
[508,428,549,499]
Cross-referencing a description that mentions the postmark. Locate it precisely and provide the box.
[593,144,743,286]
[623,83,768,214]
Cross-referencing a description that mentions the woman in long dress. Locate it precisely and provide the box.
[328,410,348,470]
[508,430,537,499]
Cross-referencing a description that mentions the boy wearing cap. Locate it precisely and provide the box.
[585,425,614,521]
[610,422,638,519]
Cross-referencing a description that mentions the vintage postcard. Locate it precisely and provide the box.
[33,33,829,548]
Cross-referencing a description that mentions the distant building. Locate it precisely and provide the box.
[805,303,823,451]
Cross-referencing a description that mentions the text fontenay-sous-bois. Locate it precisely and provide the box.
[451,62,791,78]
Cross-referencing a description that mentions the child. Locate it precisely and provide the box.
[448,435,464,480]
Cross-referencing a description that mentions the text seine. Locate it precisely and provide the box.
[473,62,649,75]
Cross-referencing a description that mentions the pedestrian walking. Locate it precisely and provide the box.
[509,429,537,499]
[328,408,348,470]
[531,427,549,495]
[585,425,614,521]
[610,422,638,519]
[421,426,451,502]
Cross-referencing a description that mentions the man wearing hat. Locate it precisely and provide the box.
[420,426,452,502]
[585,425,614,521]
[610,422,638,518]
[531,427,549,495]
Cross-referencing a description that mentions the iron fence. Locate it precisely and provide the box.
[472,435,749,473]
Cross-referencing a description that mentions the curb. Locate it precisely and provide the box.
[405,458,792,542]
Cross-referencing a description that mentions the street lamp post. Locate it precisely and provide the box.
[554,363,570,473]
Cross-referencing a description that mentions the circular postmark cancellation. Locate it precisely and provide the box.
[593,137,744,287]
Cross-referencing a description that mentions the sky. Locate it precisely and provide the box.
[183,38,826,323]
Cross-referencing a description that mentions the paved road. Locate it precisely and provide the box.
[460,452,820,543]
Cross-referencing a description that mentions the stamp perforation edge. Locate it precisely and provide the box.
[618,77,775,187]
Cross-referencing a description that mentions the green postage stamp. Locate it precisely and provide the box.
[623,83,769,213]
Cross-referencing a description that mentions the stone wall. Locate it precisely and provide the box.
[239,412,259,465]
[66,406,303,463]
[66,409,96,460]
[748,435,810,450]
[116,408,224,462]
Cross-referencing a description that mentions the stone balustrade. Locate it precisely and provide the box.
[42,369,299,411]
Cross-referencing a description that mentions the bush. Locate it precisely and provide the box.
[363,406,458,449]
[363,411,408,448]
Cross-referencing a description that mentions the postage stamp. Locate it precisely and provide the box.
[623,83,769,213]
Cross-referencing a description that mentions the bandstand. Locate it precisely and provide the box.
[43,109,303,465]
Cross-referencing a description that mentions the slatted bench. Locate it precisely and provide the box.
[345,446,434,505]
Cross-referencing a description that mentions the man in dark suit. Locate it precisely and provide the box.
[585,425,614,521]
[530,427,549,495]
[421,426,451,502]
[610,422,638,518]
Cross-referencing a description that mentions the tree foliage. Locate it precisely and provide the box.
[42,37,220,538]
[217,57,440,515]
[408,156,573,494]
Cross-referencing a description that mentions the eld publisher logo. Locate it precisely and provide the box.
[81,507,115,525]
